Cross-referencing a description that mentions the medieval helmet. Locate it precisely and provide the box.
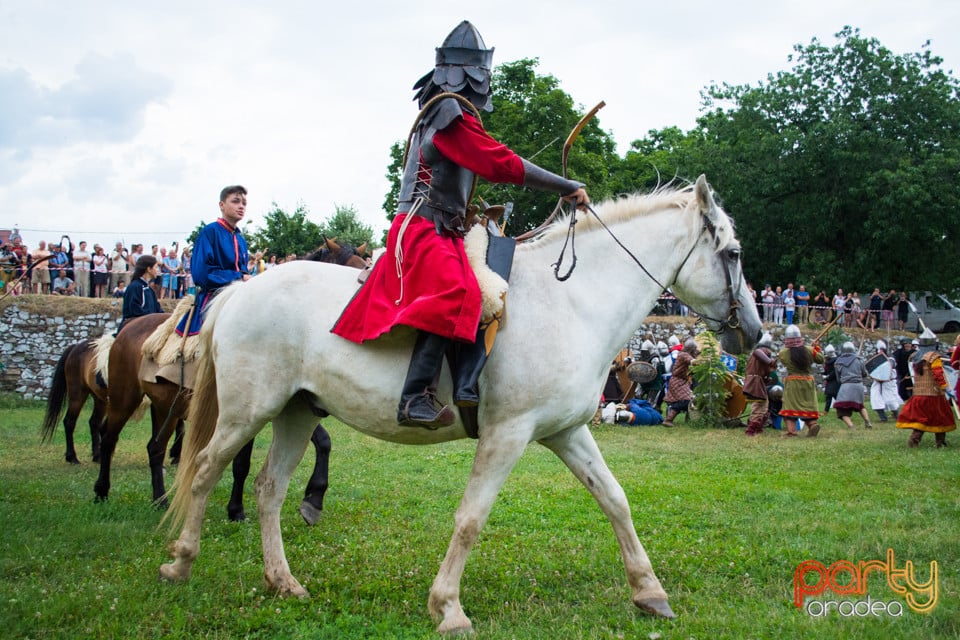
[657,341,669,356]
[841,341,856,354]
[767,384,784,400]
[413,20,494,111]
[683,338,699,354]
[758,332,773,348]
[641,340,655,354]
[876,339,887,352]
[784,324,801,339]
[668,335,680,348]
[824,344,836,356]
[918,327,937,346]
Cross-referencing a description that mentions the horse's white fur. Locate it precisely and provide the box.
[92,334,115,386]
[160,175,762,633]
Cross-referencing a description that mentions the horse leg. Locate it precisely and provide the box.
[299,423,331,526]
[538,424,675,618]
[62,396,82,465]
[227,439,255,522]
[256,401,315,596]
[168,420,184,465]
[147,404,176,508]
[94,386,140,502]
[160,420,257,584]
[89,397,106,463]
[428,432,528,635]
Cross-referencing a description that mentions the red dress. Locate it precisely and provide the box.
[332,113,525,344]
[896,352,956,432]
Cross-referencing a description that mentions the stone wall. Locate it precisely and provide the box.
[0,302,120,399]
[0,296,917,400]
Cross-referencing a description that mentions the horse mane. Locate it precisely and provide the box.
[519,183,735,252]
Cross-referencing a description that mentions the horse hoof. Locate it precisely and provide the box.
[169,457,180,466]
[436,618,474,636]
[299,501,322,526]
[93,494,108,504]
[158,564,188,583]
[228,509,246,522]
[636,597,676,618]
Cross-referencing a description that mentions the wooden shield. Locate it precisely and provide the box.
[723,373,747,418]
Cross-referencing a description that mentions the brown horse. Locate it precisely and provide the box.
[41,339,108,464]
[93,313,189,507]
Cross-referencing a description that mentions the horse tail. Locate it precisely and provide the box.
[41,343,76,442]
[162,285,237,533]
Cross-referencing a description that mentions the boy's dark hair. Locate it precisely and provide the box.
[220,185,247,202]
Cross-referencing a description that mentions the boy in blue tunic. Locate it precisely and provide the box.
[175,185,251,336]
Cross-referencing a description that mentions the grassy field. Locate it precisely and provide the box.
[0,392,956,639]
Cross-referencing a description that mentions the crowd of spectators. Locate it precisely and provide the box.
[747,282,911,331]
[0,232,196,300]
[0,230,307,299]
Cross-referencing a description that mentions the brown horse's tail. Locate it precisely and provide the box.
[41,342,86,442]
[161,308,221,534]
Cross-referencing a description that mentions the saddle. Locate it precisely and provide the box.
[140,296,201,389]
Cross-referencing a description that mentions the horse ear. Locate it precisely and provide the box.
[326,237,341,251]
[694,174,716,216]
[357,242,367,256]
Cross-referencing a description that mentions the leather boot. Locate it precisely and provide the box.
[397,332,455,429]
[908,429,923,448]
[663,409,678,427]
[783,419,799,437]
[935,432,947,448]
[447,327,488,408]
[876,409,888,423]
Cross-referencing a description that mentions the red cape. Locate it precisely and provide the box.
[332,214,482,343]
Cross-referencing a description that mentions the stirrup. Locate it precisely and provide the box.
[397,393,455,430]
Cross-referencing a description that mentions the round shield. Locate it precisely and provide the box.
[627,361,658,383]
[865,353,893,381]
[723,373,747,418]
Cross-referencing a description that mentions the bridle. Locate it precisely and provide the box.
[551,202,745,335]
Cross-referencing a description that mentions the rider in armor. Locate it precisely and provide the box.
[332,21,589,430]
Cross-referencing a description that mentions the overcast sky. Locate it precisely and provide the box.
[2,0,958,252]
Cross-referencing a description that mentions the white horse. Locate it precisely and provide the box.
[160,175,762,634]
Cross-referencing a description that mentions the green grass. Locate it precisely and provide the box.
[1,393,957,639]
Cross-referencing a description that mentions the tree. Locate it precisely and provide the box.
[318,204,377,249]
[383,58,620,235]
[246,203,323,258]
[627,27,960,293]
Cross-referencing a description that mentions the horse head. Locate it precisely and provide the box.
[305,238,367,270]
[671,175,762,354]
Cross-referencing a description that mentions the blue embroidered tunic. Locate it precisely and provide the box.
[175,218,248,336]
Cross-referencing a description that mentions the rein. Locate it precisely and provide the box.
[552,203,743,333]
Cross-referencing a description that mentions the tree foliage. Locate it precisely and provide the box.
[318,204,376,249]
[246,203,377,257]
[246,203,322,257]
[625,27,960,293]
